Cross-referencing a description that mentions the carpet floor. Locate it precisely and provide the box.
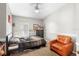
[10,44,76,56]
[11,46,58,56]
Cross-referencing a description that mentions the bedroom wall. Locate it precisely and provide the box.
[44,4,75,40]
[74,3,79,42]
[0,3,6,41]
[13,15,43,37]
[75,4,79,38]
[43,3,77,52]
[75,4,79,51]
[6,4,12,36]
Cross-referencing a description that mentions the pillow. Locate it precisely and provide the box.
[57,35,71,44]
[30,36,43,40]
[8,33,12,41]
[52,43,63,50]
[19,38,28,42]
[9,37,20,43]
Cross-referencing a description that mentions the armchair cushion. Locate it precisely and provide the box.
[52,43,63,50]
[57,35,71,44]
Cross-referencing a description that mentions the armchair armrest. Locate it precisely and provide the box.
[63,42,73,49]
[49,39,57,47]
[61,42,74,55]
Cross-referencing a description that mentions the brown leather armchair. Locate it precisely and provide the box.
[50,35,74,56]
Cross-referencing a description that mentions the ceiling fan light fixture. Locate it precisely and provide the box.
[35,9,39,13]
[34,3,40,13]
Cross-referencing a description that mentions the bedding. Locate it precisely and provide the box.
[30,36,43,41]
[19,36,46,50]
[8,44,19,50]
[9,37,20,43]
[7,34,46,53]
[7,33,20,43]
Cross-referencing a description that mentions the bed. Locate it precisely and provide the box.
[6,33,46,54]
[19,36,46,50]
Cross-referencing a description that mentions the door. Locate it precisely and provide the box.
[23,24,29,38]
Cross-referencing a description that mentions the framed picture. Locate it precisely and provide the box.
[33,24,39,30]
[8,15,12,23]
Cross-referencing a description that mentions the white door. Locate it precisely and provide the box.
[23,24,29,38]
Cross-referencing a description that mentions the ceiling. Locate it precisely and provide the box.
[8,3,67,20]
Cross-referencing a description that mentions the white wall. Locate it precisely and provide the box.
[0,3,6,41]
[74,4,79,51]
[44,4,75,40]
[13,15,43,37]
[6,4,12,35]
[75,4,79,35]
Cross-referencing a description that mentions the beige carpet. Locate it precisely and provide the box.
[11,44,76,56]
[21,46,58,56]
[11,44,59,56]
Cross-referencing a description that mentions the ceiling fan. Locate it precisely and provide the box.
[31,3,40,13]
[35,3,40,13]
